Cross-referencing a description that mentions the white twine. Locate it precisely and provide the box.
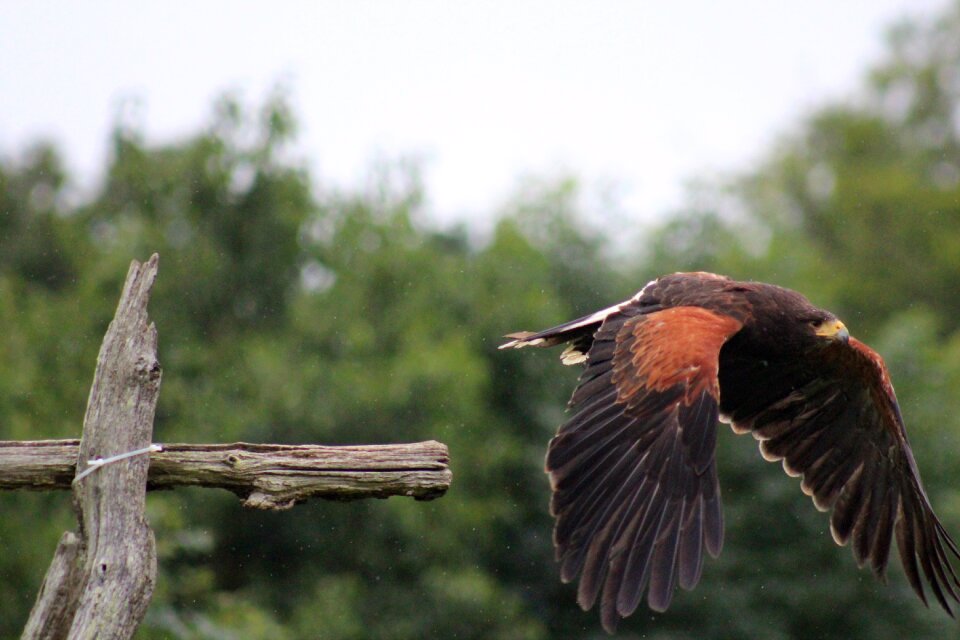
[75,443,163,481]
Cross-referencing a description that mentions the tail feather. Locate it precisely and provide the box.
[499,302,626,352]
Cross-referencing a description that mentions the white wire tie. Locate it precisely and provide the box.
[75,443,163,481]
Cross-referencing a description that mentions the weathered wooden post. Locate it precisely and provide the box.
[23,255,161,639]
[4,255,451,639]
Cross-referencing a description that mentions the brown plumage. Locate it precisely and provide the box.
[500,271,960,633]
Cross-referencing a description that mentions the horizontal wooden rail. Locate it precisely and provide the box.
[0,439,451,510]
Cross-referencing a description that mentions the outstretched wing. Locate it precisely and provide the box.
[719,335,960,613]
[547,305,743,632]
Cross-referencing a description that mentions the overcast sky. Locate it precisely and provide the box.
[0,1,950,225]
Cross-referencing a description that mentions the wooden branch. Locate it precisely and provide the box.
[20,532,83,640]
[24,255,162,640]
[0,439,452,508]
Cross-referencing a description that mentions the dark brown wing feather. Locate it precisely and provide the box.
[547,305,743,632]
[719,335,960,614]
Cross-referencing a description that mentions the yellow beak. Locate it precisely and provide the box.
[816,319,849,342]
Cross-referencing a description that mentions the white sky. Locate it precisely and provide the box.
[0,1,950,226]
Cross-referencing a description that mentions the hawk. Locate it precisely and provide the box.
[501,272,960,632]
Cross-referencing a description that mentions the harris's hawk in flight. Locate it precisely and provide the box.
[500,271,960,633]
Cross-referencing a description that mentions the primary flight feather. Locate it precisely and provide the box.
[500,271,960,633]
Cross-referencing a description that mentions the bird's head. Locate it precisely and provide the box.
[809,315,850,343]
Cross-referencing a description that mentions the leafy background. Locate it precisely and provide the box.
[3,3,960,638]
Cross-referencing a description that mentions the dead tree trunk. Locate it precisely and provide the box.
[23,255,161,640]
